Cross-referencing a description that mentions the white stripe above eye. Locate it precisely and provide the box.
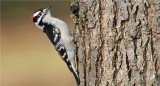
[33,11,41,17]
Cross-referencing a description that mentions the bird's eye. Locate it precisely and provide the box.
[38,12,44,16]
[38,13,41,16]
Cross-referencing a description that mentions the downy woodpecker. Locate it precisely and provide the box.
[32,5,80,85]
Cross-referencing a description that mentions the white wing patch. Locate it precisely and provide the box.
[55,28,59,33]
[58,46,65,51]
[54,34,58,42]
[62,52,67,58]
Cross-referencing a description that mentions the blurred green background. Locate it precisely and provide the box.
[1,1,75,86]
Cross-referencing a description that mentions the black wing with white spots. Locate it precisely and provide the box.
[42,23,80,84]
[43,23,67,59]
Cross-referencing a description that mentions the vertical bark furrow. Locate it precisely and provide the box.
[85,28,91,86]
[95,1,105,86]
[79,35,87,86]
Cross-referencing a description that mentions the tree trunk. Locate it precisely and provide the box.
[71,0,160,86]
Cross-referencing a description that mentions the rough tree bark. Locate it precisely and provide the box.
[71,0,160,86]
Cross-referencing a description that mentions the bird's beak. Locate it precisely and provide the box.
[48,4,52,9]
[44,4,52,14]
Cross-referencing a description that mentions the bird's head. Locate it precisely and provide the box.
[32,4,52,24]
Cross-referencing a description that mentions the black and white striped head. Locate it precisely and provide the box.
[32,5,52,28]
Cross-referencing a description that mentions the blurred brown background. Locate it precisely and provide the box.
[1,1,75,86]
